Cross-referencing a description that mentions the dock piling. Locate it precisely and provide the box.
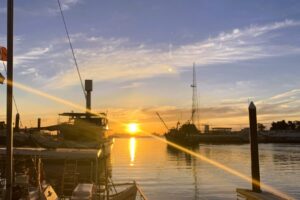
[15,113,20,132]
[37,118,41,130]
[248,102,261,193]
[5,0,14,199]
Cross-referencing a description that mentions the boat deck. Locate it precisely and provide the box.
[0,147,102,159]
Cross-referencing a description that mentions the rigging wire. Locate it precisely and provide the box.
[2,61,23,127]
[57,0,86,99]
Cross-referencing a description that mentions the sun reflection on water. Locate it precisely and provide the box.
[129,137,136,166]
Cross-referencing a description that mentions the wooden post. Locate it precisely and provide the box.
[37,118,41,130]
[248,102,261,193]
[85,80,92,117]
[6,0,14,199]
[15,113,19,132]
[103,144,109,200]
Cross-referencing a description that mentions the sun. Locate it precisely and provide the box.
[127,123,139,134]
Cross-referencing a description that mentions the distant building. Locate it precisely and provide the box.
[211,127,232,133]
[204,125,210,133]
[240,127,250,133]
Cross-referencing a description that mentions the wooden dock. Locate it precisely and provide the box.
[236,188,287,200]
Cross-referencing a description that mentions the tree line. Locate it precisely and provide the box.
[258,120,300,131]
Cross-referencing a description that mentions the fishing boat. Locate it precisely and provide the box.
[26,79,114,152]
[164,123,200,146]
[159,64,201,146]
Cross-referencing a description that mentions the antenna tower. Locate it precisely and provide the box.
[191,63,199,127]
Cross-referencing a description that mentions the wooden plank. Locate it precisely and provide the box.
[236,188,287,200]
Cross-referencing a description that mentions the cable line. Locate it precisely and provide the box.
[57,0,86,99]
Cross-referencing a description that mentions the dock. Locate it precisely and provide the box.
[236,188,287,200]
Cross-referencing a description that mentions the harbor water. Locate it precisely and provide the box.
[110,137,300,200]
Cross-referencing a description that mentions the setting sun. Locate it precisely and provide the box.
[127,123,139,134]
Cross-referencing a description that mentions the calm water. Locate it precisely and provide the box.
[110,138,300,200]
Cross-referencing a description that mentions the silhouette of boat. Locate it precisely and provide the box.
[165,122,200,146]
[162,64,201,146]
[59,112,108,142]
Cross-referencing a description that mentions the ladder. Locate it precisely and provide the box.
[61,159,78,196]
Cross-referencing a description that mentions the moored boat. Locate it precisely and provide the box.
[161,64,201,146]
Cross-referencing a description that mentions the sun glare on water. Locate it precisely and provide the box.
[127,123,139,134]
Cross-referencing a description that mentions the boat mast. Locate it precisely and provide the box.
[191,63,199,127]
[6,0,14,199]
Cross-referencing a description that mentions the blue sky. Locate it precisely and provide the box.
[1,0,300,132]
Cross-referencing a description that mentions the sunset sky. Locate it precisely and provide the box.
[1,0,300,134]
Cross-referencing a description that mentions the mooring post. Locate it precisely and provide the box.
[15,113,19,132]
[6,0,14,199]
[37,118,41,130]
[85,80,92,117]
[248,102,261,193]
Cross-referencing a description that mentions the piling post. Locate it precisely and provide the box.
[37,118,41,130]
[85,80,92,117]
[15,113,19,132]
[5,0,14,199]
[248,102,261,193]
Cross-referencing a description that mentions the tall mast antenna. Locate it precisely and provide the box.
[191,63,199,127]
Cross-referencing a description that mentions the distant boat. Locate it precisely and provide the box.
[165,123,200,146]
[163,64,201,146]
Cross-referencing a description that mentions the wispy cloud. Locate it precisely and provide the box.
[46,0,82,15]
[120,82,144,89]
[269,89,300,100]
[13,19,300,88]
[214,88,300,125]
[59,0,81,10]
[16,47,51,64]
[19,67,39,76]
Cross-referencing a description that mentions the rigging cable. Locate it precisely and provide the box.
[2,61,23,127]
[57,0,86,99]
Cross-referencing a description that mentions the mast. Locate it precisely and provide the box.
[6,0,14,199]
[191,63,199,127]
[156,112,169,131]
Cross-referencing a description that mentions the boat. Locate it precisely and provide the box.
[2,79,114,151]
[59,111,108,142]
[161,64,201,146]
[165,123,200,146]
[0,147,147,200]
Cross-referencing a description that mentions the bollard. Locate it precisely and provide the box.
[37,118,41,130]
[248,102,261,193]
[15,113,20,132]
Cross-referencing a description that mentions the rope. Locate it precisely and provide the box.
[57,0,86,99]
[2,61,23,127]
